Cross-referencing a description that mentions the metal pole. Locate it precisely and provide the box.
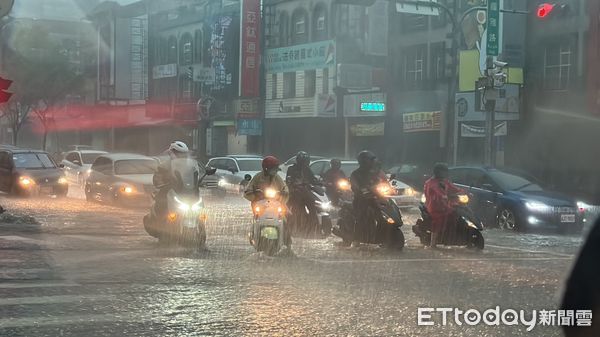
[344,117,349,159]
[484,95,496,166]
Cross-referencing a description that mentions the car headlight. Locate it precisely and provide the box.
[19,176,35,186]
[404,187,415,196]
[458,194,469,204]
[525,200,552,212]
[58,177,68,184]
[121,185,134,194]
[218,179,227,187]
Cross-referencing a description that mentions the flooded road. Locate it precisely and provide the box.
[0,188,590,336]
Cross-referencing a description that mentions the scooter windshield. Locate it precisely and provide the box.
[170,158,201,195]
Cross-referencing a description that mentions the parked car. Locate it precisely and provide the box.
[61,150,108,186]
[0,147,68,197]
[449,166,585,233]
[85,153,158,206]
[386,163,430,191]
[203,155,263,196]
[308,159,359,179]
[279,155,326,177]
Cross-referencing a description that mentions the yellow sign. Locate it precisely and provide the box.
[350,122,385,136]
[458,50,524,92]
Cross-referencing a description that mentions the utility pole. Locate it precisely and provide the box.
[479,56,506,166]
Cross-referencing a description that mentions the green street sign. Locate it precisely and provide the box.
[487,0,500,57]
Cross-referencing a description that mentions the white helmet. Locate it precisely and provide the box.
[169,141,189,154]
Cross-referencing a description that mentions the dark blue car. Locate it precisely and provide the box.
[449,167,585,233]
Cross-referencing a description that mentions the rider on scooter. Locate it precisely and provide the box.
[350,151,388,244]
[152,141,190,217]
[244,156,291,248]
[423,163,464,248]
[286,151,319,232]
[323,159,346,205]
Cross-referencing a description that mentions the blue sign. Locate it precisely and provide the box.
[360,102,386,112]
[265,40,335,73]
[237,119,262,136]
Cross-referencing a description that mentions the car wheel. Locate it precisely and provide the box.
[498,208,518,231]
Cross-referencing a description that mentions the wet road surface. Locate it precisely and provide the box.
[0,186,591,336]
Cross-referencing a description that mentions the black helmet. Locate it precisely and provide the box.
[357,150,377,169]
[330,158,341,169]
[296,151,310,166]
[433,162,449,179]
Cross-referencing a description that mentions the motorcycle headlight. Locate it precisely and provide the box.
[404,187,415,196]
[376,183,393,196]
[121,185,134,194]
[174,196,191,211]
[525,200,552,212]
[191,199,203,212]
[466,220,478,229]
[264,188,278,199]
[421,194,426,203]
[337,179,351,191]
[19,176,35,186]
[58,177,68,185]
[319,201,332,211]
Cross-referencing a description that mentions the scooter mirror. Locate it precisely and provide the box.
[244,174,252,181]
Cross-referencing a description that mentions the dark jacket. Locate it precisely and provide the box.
[323,168,346,186]
[350,167,386,199]
[286,164,318,188]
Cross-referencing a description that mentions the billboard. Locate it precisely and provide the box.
[403,111,442,132]
[239,0,261,97]
[265,40,335,73]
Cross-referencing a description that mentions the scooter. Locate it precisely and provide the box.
[143,159,216,248]
[332,179,405,250]
[412,194,485,250]
[249,187,287,256]
[287,182,333,238]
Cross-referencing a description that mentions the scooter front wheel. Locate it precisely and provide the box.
[258,238,279,256]
[467,229,484,250]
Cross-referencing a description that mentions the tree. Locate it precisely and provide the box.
[0,23,83,149]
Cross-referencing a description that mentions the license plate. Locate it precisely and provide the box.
[561,214,575,223]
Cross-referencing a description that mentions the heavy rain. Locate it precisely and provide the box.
[0,0,599,336]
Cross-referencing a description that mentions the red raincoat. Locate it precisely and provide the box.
[423,177,464,232]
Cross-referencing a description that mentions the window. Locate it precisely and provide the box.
[81,153,103,164]
[292,10,308,44]
[92,157,113,175]
[337,5,364,39]
[304,70,316,97]
[279,13,289,47]
[271,73,278,99]
[322,67,329,94]
[310,161,328,176]
[430,42,446,80]
[13,153,55,169]
[449,168,468,186]
[194,30,203,64]
[313,5,327,41]
[167,36,177,63]
[180,33,193,65]
[405,45,426,85]
[0,151,10,169]
[283,72,296,98]
[401,14,427,33]
[237,159,263,171]
[66,152,80,164]
[544,43,572,91]
[114,160,157,175]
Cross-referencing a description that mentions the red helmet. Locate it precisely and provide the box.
[262,156,280,170]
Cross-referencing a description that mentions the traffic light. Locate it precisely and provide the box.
[536,3,568,19]
[0,76,12,103]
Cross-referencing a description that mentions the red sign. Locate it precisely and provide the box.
[239,0,261,97]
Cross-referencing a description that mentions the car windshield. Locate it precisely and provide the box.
[13,153,56,169]
[237,159,262,171]
[488,170,544,192]
[114,159,157,175]
[81,153,104,164]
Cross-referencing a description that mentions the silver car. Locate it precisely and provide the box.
[204,155,264,196]
[61,150,108,186]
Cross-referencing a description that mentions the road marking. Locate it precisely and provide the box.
[0,294,116,306]
[486,244,574,258]
[0,314,147,329]
[0,282,79,289]
[309,256,572,264]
